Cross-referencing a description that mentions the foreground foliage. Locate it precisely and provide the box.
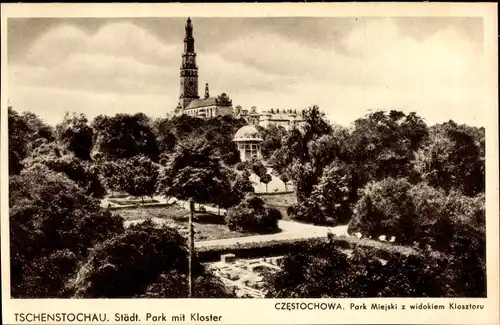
[10,165,123,297]
[72,220,234,298]
[266,237,485,298]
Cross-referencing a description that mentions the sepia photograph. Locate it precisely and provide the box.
[1,3,498,324]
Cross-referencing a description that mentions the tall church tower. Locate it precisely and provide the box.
[178,17,199,109]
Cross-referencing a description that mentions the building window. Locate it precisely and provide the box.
[245,147,252,161]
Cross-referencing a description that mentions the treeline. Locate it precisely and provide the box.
[262,107,484,242]
[8,106,486,298]
[8,108,252,202]
[259,106,485,297]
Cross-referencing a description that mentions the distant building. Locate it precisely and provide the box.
[259,108,306,129]
[233,105,260,125]
[173,18,310,128]
[233,125,263,162]
[234,106,307,129]
[174,18,233,118]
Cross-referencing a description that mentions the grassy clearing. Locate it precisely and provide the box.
[258,192,297,220]
[117,205,188,220]
[258,192,297,205]
[115,205,252,242]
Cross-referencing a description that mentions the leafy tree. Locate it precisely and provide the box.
[348,178,416,244]
[20,111,56,145]
[269,127,309,179]
[20,249,79,298]
[203,129,241,165]
[279,174,290,191]
[235,161,248,171]
[224,169,254,208]
[8,107,31,174]
[348,110,428,183]
[166,114,206,139]
[24,142,106,198]
[92,113,159,161]
[101,157,162,200]
[101,160,127,197]
[446,234,486,297]
[260,173,272,193]
[151,117,177,154]
[141,270,235,298]
[72,220,233,298]
[265,241,360,298]
[349,178,485,249]
[265,239,484,298]
[56,112,94,160]
[301,105,332,140]
[164,114,246,165]
[289,160,317,204]
[350,110,428,180]
[295,129,352,203]
[120,156,160,202]
[305,159,353,225]
[8,107,54,174]
[414,121,484,196]
[251,159,267,177]
[10,164,124,298]
[307,132,350,170]
[269,118,347,207]
[225,195,282,234]
[233,169,254,193]
[157,139,234,208]
[257,124,287,160]
[72,220,188,297]
[203,115,246,165]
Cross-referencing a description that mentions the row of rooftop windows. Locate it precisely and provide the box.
[235,106,303,115]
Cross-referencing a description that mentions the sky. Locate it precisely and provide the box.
[7,16,486,127]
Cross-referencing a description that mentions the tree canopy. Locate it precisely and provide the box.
[92,113,159,161]
[72,220,234,298]
[226,195,282,234]
[266,239,485,298]
[8,107,55,175]
[10,164,124,298]
[348,178,485,249]
[157,139,242,208]
[414,121,484,196]
[56,113,94,160]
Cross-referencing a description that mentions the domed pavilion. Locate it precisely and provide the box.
[233,125,263,162]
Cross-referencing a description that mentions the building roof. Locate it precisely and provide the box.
[233,125,263,142]
[261,114,294,121]
[185,97,217,109]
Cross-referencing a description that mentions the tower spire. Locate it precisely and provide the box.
[179,17,199,109]
[184,17,195,52]
[205,83,210,99]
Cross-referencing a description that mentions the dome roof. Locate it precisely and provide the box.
[233,125,263,142]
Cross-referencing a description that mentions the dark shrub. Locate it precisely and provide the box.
[225,195,282,234]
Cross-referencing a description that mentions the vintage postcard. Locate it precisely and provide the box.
[1,2,498,325]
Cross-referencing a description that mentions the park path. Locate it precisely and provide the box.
[173,198,349,248]
[196,220,348,248]
[116,197,349,249]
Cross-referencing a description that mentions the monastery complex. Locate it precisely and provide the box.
[173,18,306,130]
